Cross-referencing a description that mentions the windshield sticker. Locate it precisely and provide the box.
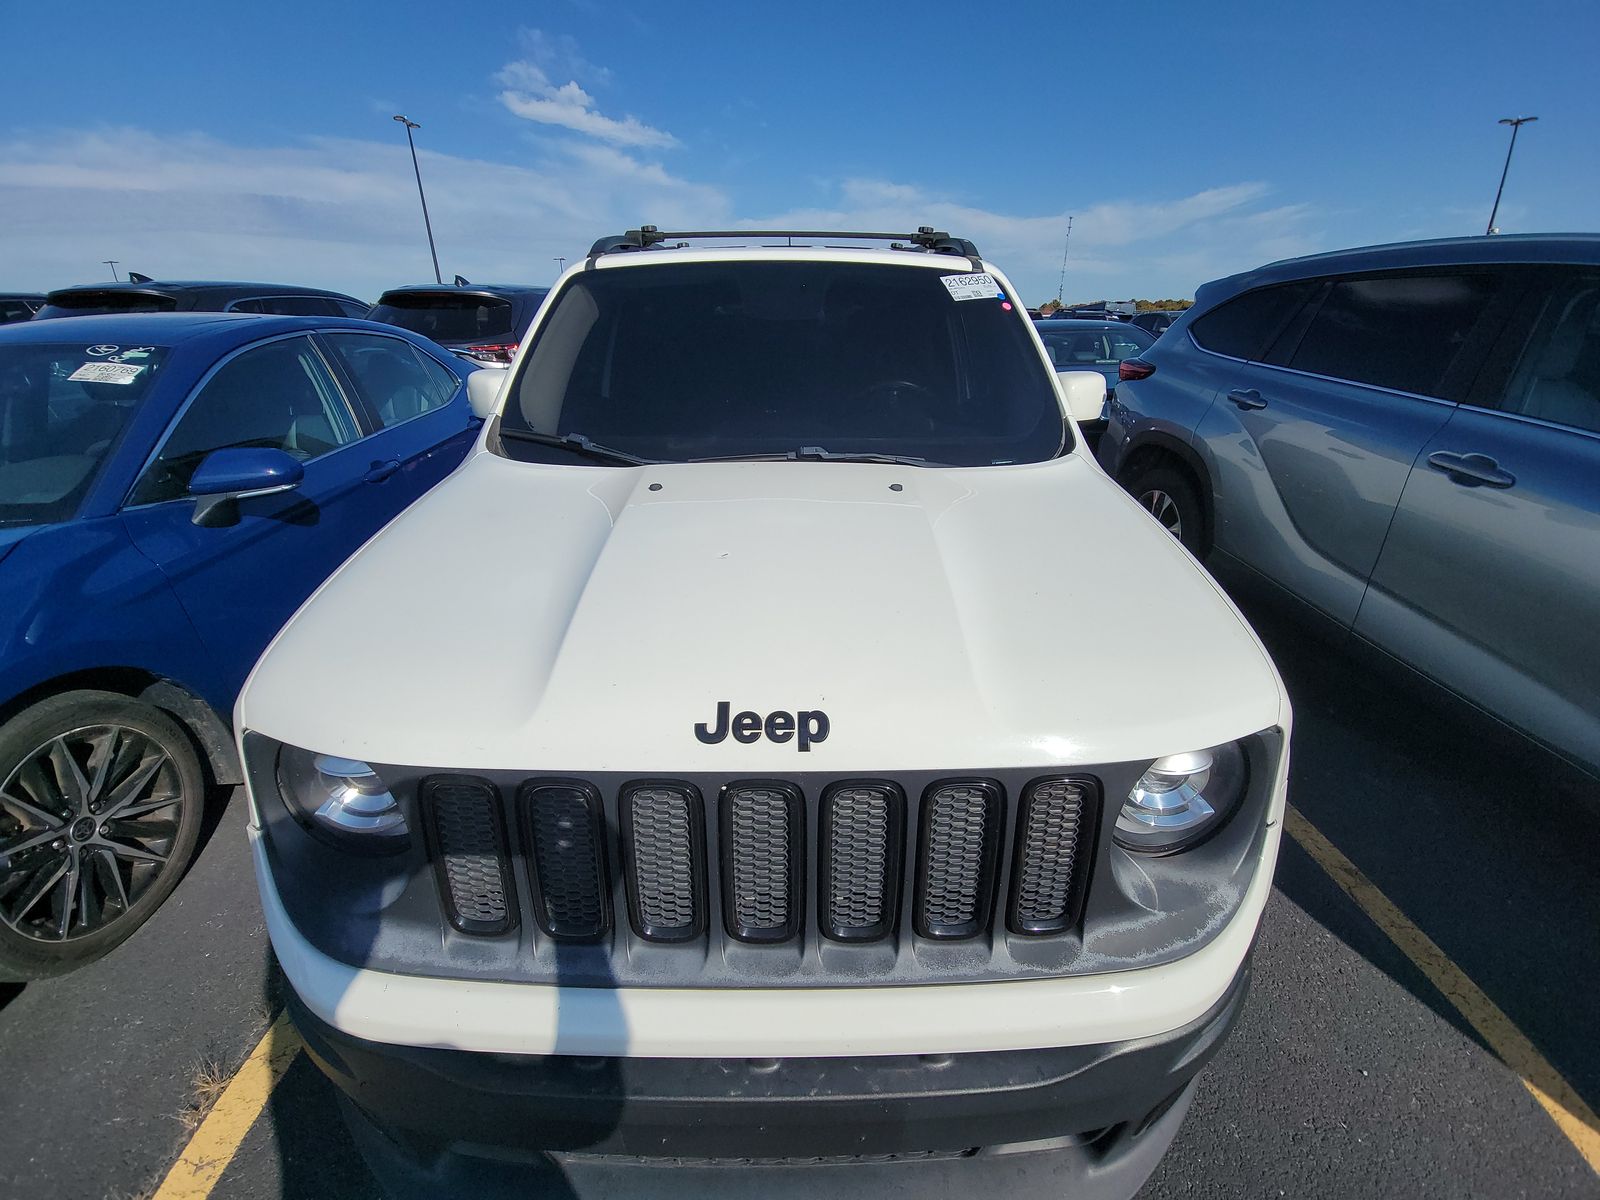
[86,344,120,356]
[106,346,153,362]
[68,362,144,385]
[940,272,1003,302]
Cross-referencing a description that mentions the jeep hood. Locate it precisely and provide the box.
[241,451,1285,772]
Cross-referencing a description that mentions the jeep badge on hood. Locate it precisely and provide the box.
[694,701,830,751]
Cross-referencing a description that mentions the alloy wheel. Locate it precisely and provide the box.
[1140,489,1183,540]
[0,725,182,943]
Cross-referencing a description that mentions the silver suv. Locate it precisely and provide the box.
[1101,234,1600,778]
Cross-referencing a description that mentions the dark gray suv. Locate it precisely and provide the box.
[1100,234,1600,777]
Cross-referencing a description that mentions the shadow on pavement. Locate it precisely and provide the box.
[1231,584,1600,1125]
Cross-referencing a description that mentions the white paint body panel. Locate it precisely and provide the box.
[238,451,1282,773]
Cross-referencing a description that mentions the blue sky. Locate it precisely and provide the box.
[3,0,1596,303]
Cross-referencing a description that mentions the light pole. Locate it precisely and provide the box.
[554,257,566,275]
[1486,116,1537,236]
[393,115,442,284]
[102,260,120,281]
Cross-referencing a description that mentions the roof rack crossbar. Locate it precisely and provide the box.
[587,226,982,264]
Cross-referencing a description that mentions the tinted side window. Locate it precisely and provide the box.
[247,295,343,317]
[1287,273,1498,398]
[130,336,359,505]
[322,333,458,428]
[336,299,371,318]
[1190,282,1317,359]
[0,300,35,324]
[1495,269,1600,435]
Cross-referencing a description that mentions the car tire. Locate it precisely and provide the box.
[0,690,206,981]
[1124,465,1206,556]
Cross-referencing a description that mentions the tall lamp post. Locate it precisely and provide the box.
[1486,115,1537,236]
[393,115,442,284]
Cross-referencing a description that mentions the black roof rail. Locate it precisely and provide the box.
[587,226,982,265]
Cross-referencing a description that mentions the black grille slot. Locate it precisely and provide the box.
[622,783,705,941]
[421,777,515,936]
[820,782,903,941]
[1009,777,1094,934]
[720,782,803,942]
[522,781,609,940]
[915,780,1003,939]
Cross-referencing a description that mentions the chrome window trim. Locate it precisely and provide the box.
[1456,401,1600,444]
[118,330,368,512]
[314,329,467,435]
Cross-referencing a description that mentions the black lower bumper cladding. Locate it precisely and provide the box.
[290,960,1250,1163]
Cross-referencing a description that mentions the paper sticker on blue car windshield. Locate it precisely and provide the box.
[940,272,1002,302]
[68,362,144,385]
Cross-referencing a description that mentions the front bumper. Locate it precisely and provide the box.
[293,958,1250,1161]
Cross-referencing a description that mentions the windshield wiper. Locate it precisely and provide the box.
[693,446,941,466]
[497,426,657,466]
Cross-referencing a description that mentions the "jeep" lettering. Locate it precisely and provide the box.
[693,701,830,752]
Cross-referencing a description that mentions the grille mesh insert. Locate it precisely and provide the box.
[425,779,512,934]
[725,786,795,936]
[524,784,607,939]
[918,782,998,937]
[824,786,895,938]
[627,786,700,938]
[1011,779,1088,931]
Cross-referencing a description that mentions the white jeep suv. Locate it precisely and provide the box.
[241,228,1290,1196]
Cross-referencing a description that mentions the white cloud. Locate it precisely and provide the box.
[494,30,675,150]
[0,126,1333,303]
[0,128,725,295]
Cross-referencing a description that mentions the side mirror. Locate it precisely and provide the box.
[466,367,506,420]
[1056,369,1108,425]
[187,447,304,527]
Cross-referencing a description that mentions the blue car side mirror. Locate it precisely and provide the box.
[188,448,304,527]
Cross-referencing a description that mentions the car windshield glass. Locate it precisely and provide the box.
[498,261,1066,466]
[0,343,169,526]
[368,294,516,341]
[1034,322,1153,387]
[35,292,178,318]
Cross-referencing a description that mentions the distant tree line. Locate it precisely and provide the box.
[1037,298,1193,313]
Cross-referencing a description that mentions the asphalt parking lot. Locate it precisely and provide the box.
[1,588,1596,1200]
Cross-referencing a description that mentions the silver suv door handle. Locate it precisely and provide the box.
[1227,389,1267,410]
[1426,451,1516,489]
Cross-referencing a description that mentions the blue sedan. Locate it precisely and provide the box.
[0,312,480,978]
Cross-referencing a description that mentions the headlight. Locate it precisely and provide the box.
[277,745,410,853]
[1113,741,1247,854]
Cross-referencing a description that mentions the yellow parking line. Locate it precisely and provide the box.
[152,1010,304,1200]
[1286,804,1600,1175]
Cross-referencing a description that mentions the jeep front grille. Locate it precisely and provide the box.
[622,783,705,941]
[421,777,515,936]
[522,781,609,940]
[1008,778,1091,934]
[721,782,803,942]
[418,773,1099,965]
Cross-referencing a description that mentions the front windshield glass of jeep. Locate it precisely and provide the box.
[499,261,1067,466]
[0,343,169,526]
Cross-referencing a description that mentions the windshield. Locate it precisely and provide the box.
[0,343,169,526]
[497,261,1067,466]
[368,293,516,342]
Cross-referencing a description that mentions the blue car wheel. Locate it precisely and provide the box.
[0,690,205,980]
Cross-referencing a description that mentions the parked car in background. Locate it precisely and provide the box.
[34,280,369,320]
[1050,305,1128,321]
[365,282,551,366]
[0,312,480,978]
[1129,309,1186,337]
[0,294,44,325]
[1101,233,1600,777]
[1034,319,1155,397]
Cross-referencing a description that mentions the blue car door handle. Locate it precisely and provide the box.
[364,459,402,484]
[1227,389,1267,410]
[1426,451,1515,488]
